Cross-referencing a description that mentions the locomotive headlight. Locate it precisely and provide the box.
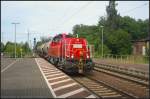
[71,55,74,58]
[87,55,89,58]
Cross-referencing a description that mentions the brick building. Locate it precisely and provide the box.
[131,38,149,56]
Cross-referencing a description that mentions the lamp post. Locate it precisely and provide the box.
[100,25,104,58]
[12,22,20,59]
[20,48,22,58]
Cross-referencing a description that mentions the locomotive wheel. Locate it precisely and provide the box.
[53,57,58,65]
[57,60,64,70]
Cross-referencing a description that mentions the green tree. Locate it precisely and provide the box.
[137,19,149,39]
[4,41,22,57]
[22,42,31,53]
[106,0,120,30]
[1,42,5,52]
[106,29,132,55]
[118,16,149,40]
[4,42,14,53]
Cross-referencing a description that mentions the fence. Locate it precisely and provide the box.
[94,54,149,64]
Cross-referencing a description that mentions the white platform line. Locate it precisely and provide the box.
[86,95,96,98]
[40,63,51,65]
[42,69,58,72]
[44,71,61,75]
[53,83,77,91]
[43,70,59,73]
[43,68,58,71]
[48,75,67,81]
[50,79,71,86]
[1,59,18,73]
[57,88,85,98]
[41,67,54,69]
[35,58,56,98]
[46,73,64,78]
[42,68,58,71]
[41,66,55,69]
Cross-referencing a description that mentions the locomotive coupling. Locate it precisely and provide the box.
[78,55,84,73]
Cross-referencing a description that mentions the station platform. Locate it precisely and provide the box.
[1,57,97,98]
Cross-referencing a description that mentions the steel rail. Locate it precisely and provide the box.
[94,62,149,80]
[94,67,149,87]
[72,75,138,99]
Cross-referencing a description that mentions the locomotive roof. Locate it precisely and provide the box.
[54,33,73,38]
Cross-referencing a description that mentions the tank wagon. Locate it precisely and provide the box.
[37,44,45,57]
[37,33,94,74]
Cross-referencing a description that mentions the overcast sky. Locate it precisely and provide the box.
[1,1,149,47]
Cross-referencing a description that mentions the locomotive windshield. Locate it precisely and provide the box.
[52,34,63,42]
[66,35,73,38]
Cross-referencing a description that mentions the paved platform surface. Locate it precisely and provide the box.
[1,57,16,70]
[1,58,53,98]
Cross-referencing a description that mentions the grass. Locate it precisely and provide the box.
[93,54,149,64]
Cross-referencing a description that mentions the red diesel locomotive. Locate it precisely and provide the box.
[37,33,94,74]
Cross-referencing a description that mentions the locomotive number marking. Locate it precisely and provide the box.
[73,44,82,48]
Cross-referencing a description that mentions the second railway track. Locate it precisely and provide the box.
[70,62,149,98]
[94,62,149,86]
[72,75,138,99]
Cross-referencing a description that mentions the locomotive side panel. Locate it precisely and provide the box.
[49,41,60,57]
[49,34,63,58]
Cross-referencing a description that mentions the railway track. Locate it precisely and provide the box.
[44,58,149,98]
[72,75,138,99]
[94,62,149,86]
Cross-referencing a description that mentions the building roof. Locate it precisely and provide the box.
[131,37,150,43]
